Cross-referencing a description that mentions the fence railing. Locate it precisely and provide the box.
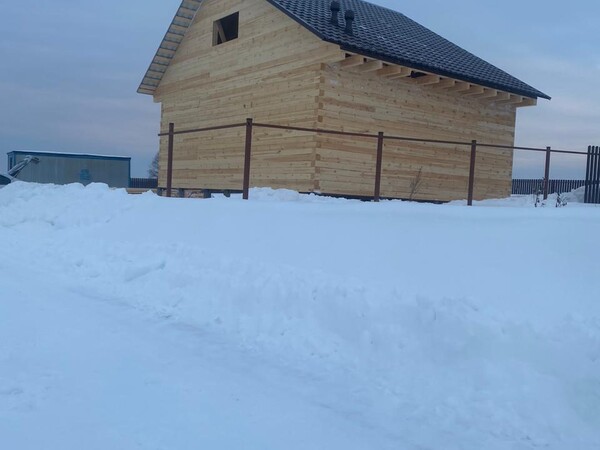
[512,179,585,196]
[158,119,591,205]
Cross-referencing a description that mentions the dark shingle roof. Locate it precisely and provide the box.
[266,0,550,100]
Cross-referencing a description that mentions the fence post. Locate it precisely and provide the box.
[543,146,551,200]
[585,146,592,203]
[593,146,600,204]
[596,146,600,204]
[166,122,174,198]
[242,118,253,200]
[467,140,477,206]
[374,132,384,202]
[597,146,600,204]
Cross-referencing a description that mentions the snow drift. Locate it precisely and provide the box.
[1,182,599,449]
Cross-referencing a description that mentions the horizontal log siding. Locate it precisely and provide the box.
[155,0,340,192]
[316,63,517,201]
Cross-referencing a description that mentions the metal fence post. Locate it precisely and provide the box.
[374,132,384,202]
[591,145,600,204]
[242,118,253,200]
[596,146,600,204]
[166,122,174,198]
[585,146,592,203]
[467,140,477,206]
[543,146,551,200]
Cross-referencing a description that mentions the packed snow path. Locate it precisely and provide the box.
[0,264,396,449]
[1,182,599,449]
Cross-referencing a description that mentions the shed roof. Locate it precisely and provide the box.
[138,0,550,100]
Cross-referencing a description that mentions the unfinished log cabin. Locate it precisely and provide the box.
[138,0,550,201]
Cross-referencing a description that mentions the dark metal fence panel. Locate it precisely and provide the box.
[130,178,158,189]
[512,179,585,195]
[550,179,586,194]
[512,179,544,195]
[585,146,600,204]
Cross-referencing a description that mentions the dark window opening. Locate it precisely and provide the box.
[213,12,239,46]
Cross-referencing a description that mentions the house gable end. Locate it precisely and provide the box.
[138,0,329,98]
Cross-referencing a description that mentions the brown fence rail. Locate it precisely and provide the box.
[158,119,591,205]
[512,179,586,196]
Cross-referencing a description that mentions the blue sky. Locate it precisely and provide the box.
[1,0,598,178]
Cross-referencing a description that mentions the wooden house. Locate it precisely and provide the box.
[138,0,549,201]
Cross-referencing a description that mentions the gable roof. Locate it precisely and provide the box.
[138,0,550,100]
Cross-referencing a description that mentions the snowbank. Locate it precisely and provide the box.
[1,182,599,449]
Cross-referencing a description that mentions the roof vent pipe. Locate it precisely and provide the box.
[344,10,355,35]
[330,1,341,26]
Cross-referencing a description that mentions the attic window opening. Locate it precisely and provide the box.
[213,12,239,46]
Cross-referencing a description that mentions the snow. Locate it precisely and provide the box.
[1,182,599,449]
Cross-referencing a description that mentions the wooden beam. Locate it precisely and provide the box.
[474,88,499,100]
[414,75,441,86]
[431,78,456,90]
[495,94,517,104]
[356,60,384,72]
[448,81,472,93]
[515,97,537,107]
[214,20,226,45]
[463,86,485,96]
[493,92,511,103]
[340,55,365,68]
[501,95,524,104]
[376,65,411,78]
[387,68,413,79]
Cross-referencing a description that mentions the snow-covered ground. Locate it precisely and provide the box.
[1,182,599,449]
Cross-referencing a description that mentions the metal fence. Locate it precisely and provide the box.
[512,179,585,195]
[585,146,600,203]
[158,119,593,205]
[130,177,158,189]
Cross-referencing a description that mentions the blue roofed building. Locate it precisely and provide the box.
[7,151,131,188]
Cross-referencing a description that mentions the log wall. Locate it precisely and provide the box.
[155,0,339,192]
[315,63,516,201]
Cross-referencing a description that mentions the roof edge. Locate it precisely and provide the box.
[265,0,550,101]
[338,44,551,100]
[137,0,204,96]
[9,151,132,160]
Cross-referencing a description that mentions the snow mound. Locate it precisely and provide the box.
[0,181,131,229]
[1,182,599,449]
[563,185,586,203]
[216,187,360,203]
